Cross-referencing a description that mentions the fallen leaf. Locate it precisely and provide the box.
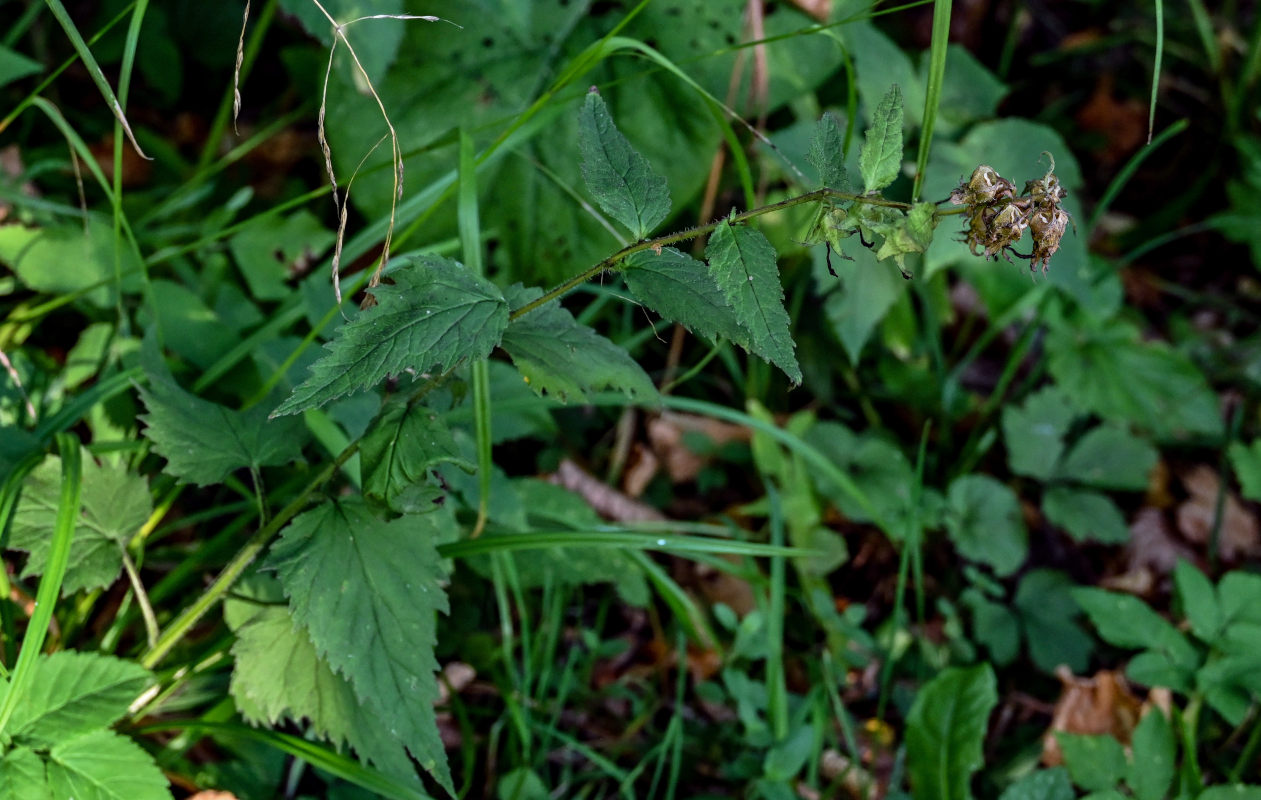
[646,412,750,484]
[549,459,665,522]
[1177,465,1261,561]
[1041,667,1142,766]
[1125,506,1194,578]
[621,442,659,498]
[1075,74,1147,167]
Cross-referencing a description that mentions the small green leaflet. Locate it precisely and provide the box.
[905,664,997,800]
[0,748,48,800]
[8,452,151,596]
[624,248,752,348]
[501,285,659,404]
[1228,439,1261,502]
[1043,487,1130,544]
[273,256,509,417]
[267,500,454,794]
[946,474,1028,576]
[705,221,801,384]
[807,113,849,190]
[4,652,153,747]
[139,336,304,486]
[859,84,903,193]
[360,399,473,513]
[578,88,671,239]
[45,729,172,800]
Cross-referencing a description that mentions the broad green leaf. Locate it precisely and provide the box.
[501,285,659,404]
[1057,427,1158,491]
[578,89,671,239]
[279,0,405,82]
[624,247,752,349]
[139,341,305,486]
[808,421,918,528]
[228,209,335,301]
[63,323,115,391]
[1056,733,1126,793]
[1228,440,1261,502]
[763,724,814,782]
[1127,711,1175,800]
[845,22,923,130]
[822,241,904,362]
[1072,588,1200,682]
[226,589,419,784]
[497,769,549,800]
[946,475,1028,576]
[0,747,49,800]
[930,46,1008,136]
[1174,560,1222,642]
[996,768,1073,800]
[45,730,171,800]
[962,591,1019,665]
[145,280,243,370]
[8,452,151,595]
[859,84,903,193]
[1047,323,1223,440]
[808,113,849,190]
[1014,570,1094,674]
[273,256,509,417]
[905,664,997,800]
[0,218,142,308]
[0,45,42,88]
[705,221,801,383]
[6,652,152,747]
[1126,650,1194,693]
[1043,487,1129,544]
[1002,387,1079,480]
[1219,571,1261,626]
[267,500,453,794]
[361,399,472,513]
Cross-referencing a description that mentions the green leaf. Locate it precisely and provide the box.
[8,452,152,595]
[624,247,752,349]
[1127,711,1175,800]
[226,589,419,784]
[808,113,849,190]
[228,209,336,301]
[0,747,50,800]
[946,475,1028,576]
[578,89,671,239]
[822,241,904,362]
[1043,487,1130,544]
[0,45,42,89]
[6,652,153,747]
[1046,323,1223,439]
[360,399,473,513]
[859,84,903,193]
[1071,588,1195,656]
[0,218,142,308]
[1056,733,1126,793]
[871,202,936,275]
[705,221,801,383]
[45,730,171,800]
[267,500,453,794]
[1197,786,1261,800]
[1228,440,1261,502]
[1219,571,1261,626]
[1014,570,1094,674]
[139,341,304,486]
[963,591,1020,665]
[501,285,659,404]
[273,256,509,416]
[905,664,997,800]
[1174,560,1222,642]
[1002,387,1079,480]
[1056,426,1158,491]
[996,768,1073,800]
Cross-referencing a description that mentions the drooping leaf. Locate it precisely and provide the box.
[578,89,671,239]
[0,747,50,800]
[45,730,172,800]
[273,256,509,417]
[501,285,659,404]
[859,84,903,193]
[705,221,801,383]
[1055,733,1127,793]
[946,475,1028,576]
[996,768,1073,800]
[360,399,472,513]
[8,452,151,595]
[1043,487,1130,544]
[139,338,305,486]
[1057,426,1158,491]
[226,586,419,784]
[905,664,997,800]
[1128,711,1175,800]
[1228,439,1261,502]
[1047,322,1223,440]
[808,113,849,190]
[6,652,153,747]
[1002,386,1079,481]
[267,500,454,794]
[624,248,751,349]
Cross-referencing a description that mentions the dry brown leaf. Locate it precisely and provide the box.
[646,412,751,484]
[1125,506,1194,578]
[1041,667,1143,766]
[621,442,659,498]
[550,459,665,522]
[818,749,878,799]
[1177,465,1261,561]
[788,0,831,22]
[1074,74,1147,166]
[693,558,756,616]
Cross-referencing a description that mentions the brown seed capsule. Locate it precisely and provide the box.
[1029,206,1070,274]
[951,165,1016,207]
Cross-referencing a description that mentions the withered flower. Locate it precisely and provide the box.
[951,158,1072,274]
[1029,206,1070,274]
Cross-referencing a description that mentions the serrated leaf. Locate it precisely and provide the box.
[1228,440,1261,502]
[1057,426,1157,491]
[859,84,903,193]
[6,652,153,747]
[46,730,171,800]
[705,221,801,383]
[1128,711,1175,800]
[1072,588,1199,671]
[808,113,849,190]
[1056,733,1126,793]
[0,747,50,800]
[578,89,670,239]
[1043,487,1130,544]
[227,594,419,783]
[996,768,1073,800]
[501,285,659,404]
[946,475,1028,576]
[361,399,472,513]
[8,452,151,595]
[267,500,453,794]
[139,339,304,486]
[1002,386,1078,480]
[905,664,997,800]
[273,256,509,417]
[1174,560,1222,642]
[624,248,751,349]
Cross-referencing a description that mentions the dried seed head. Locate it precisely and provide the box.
[1029,206,1071,274]
[951,165,1016,207]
